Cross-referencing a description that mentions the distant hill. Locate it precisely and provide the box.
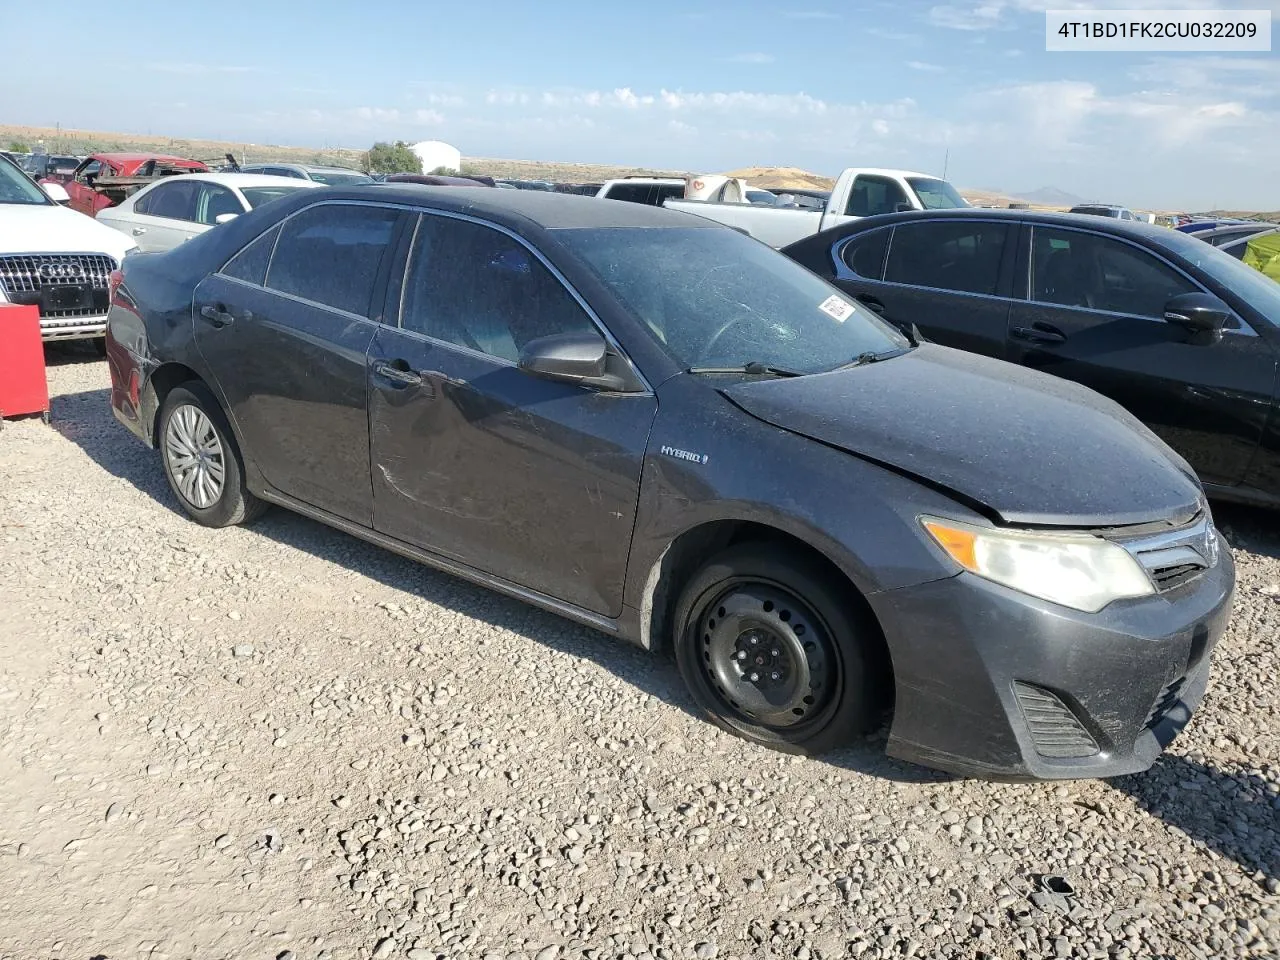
[1016,186,1086,207]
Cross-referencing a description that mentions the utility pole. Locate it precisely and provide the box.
[942,147,949,180]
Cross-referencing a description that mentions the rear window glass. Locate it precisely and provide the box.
[885,221,1009,295]
[839,228,890,279]
[265,204,399,316]
[220,225,280,286]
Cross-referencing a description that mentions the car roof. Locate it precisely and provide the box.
[285,184,721,230]
[161,172,323,189]
[781,206,1183,256]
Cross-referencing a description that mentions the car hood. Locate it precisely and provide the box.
[721,344,1203,528]
[0,203,136,259]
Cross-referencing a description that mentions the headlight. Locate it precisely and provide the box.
[921,516,1153,613]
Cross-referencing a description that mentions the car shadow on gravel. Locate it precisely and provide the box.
[1109,754,1279,884]
[1212,501,1280,562]
[43,341,105,366]
[55,387,936,784]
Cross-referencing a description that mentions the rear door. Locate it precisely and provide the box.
[193,201,406,524]
[827,218,1015,358]
[122,180,204,252]
[366,211,657,616]
[1005,223,1276,485]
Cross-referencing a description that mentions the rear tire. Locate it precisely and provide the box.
[673,544,880,755]
[158,383,266,528]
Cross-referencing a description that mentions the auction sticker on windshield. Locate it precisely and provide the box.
[819,295,854,322]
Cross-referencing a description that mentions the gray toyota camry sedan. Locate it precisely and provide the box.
[104,187,1234,780]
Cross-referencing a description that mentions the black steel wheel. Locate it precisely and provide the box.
[674,544,879,754]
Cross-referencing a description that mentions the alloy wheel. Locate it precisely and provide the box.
[163,404,226,509]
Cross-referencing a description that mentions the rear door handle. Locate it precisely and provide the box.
[199,303,235,327]
[373,360,423,387]
[131,227,146,236]
[1010,324,1067,345]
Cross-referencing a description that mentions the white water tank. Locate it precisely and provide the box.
[410,140,461,174]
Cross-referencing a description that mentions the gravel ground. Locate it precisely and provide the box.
[1,348,1277,960]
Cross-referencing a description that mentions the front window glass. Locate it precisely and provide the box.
[196,183,245,225]
[557,226,906,373]
[1031,226,1196,318]
[907,177,969,210]
[400,215,596,362]
[0,156,51,204]
[1152,228,1280,321]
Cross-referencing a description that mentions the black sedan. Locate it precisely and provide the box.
[784,209,1280,509]
[106,188,1233,780]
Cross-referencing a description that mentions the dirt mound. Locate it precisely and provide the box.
[722,166,836,190]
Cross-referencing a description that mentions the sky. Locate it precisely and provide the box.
[2,0,1278,209]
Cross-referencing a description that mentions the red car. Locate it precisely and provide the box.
[50,153,209,217]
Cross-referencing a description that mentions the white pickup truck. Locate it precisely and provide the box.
[663,167,969,248]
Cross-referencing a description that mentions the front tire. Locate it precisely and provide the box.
[673,544,880,755]
[158,383,265,528]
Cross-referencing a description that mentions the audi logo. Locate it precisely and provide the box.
[39,262,87,280]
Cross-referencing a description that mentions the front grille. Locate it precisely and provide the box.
[1115,513,1219,595]
[1013,681,1100,759]
[0,253,115,319]
[1145,676,1186,730]
[1149,563,1202,590]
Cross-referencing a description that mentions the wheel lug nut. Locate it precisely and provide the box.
[771,649,779,657]
[736,651,746,661]
[748,672,759,682]
[770,671,780,681]
[750,637,759,645]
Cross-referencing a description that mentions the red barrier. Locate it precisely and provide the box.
[0,304,51,426]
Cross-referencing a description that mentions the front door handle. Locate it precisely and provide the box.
[373,360,423,387]
[1010,323,1067,345]
[131,227,147,236]
[199,303,235,327]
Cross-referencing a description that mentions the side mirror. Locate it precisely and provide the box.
[518,332,608,384]
[214,213,239,225]
[1164,292,1230,342]
[43,182,70,204]
[894,202,914,213]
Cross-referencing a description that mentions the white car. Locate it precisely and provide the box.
[0,153,137,343]
[236,163,374,186]
[96,173,319,253]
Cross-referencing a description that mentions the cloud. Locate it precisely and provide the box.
[414,109,445,124]
[867,26,920,41]
[723,52,776,64]
[906,60,945,72]
[783,10,840,19]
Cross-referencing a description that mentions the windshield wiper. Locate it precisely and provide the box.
[687,360,805,377]
[830,348,909,372]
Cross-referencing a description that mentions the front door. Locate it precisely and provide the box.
[193,202,405,524]
[1006,223,1276,486]
[367,212,657,616]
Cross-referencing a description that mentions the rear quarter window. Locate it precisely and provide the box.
[838,228,890,279]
